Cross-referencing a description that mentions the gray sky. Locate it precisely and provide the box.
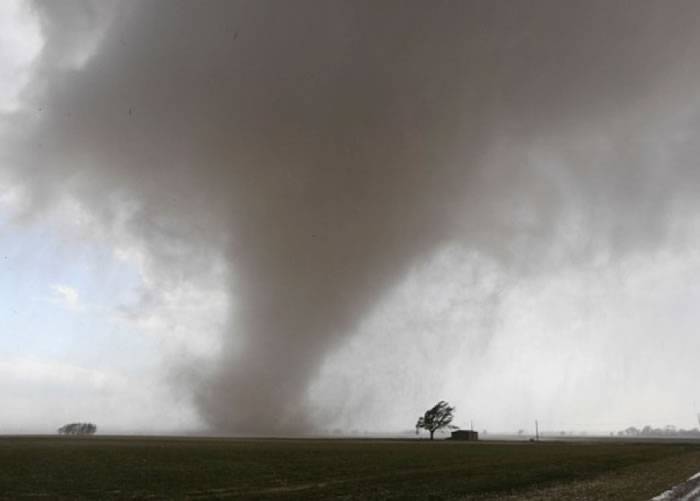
[2,0,700,435]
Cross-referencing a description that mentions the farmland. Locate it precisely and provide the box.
[0,436,698,499]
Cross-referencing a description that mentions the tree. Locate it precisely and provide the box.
[57,422,97,436]
[415,400,457,440]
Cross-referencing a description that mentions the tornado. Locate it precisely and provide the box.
[4,0,700,433]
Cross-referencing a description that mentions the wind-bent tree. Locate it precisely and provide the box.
[416,400,457,440]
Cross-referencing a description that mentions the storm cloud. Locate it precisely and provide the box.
[4,0,700,433]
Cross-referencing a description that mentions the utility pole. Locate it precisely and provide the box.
[470,420,473,431]
[535,420,539,441]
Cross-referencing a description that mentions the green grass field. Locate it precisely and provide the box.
[0,436,698,499]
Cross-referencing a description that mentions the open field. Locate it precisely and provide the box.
[1,436,699,499]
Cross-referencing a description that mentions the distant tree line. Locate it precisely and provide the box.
[58,423,97,435]
[618,425,700,438]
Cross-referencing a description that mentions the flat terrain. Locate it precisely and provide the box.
[1,436,699,499]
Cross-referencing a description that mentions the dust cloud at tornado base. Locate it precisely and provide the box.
[4,1,700,433]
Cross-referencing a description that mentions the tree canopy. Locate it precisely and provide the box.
[416,400,457,440]
[58,422,97,435]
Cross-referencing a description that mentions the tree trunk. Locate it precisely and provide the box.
[430,430,434,440]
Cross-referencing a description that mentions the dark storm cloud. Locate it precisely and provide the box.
[6,0,700,433]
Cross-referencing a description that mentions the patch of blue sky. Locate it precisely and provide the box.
[0,215,157,372]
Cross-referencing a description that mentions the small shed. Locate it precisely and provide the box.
[450,430,479,441]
